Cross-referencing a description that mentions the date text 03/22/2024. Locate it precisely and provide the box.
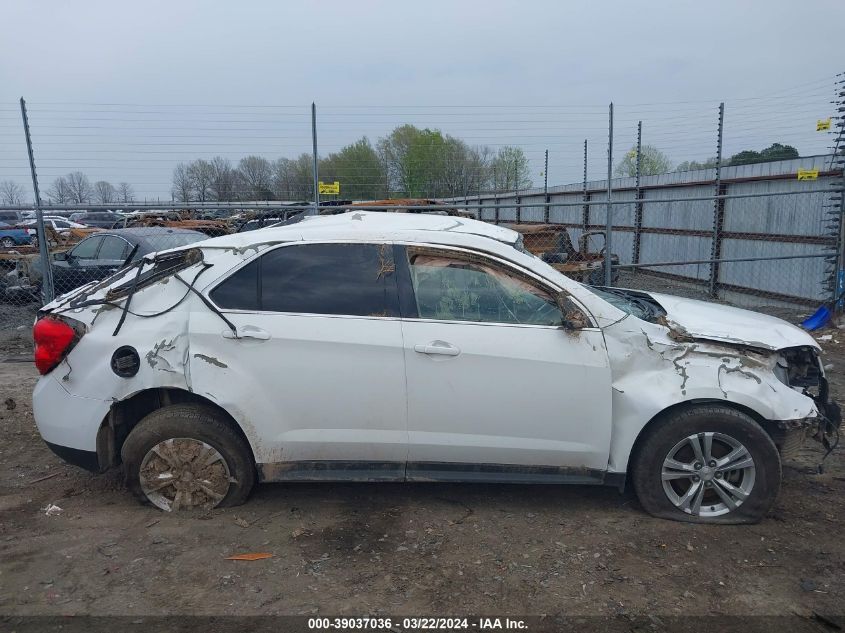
[307,617,528,630]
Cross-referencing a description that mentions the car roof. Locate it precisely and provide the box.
[198,211,519,250]
[76,227,205,248]
[102,227,205,238]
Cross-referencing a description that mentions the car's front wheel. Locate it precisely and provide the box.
[1,237,15,248]
[631,404,781,524]
[121,404,255,511]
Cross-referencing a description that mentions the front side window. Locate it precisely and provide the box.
[211,243,399,317]
[407,247,563,326]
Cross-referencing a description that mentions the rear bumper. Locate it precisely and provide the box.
[44,441,100,472]
[33,372,110,457]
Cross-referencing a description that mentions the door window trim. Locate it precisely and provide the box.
[95,235,133,260]
[394,242,597,330]
[204,239,403,321]
[69,234,106,259]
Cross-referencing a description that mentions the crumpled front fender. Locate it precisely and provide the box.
[603,317,819,473]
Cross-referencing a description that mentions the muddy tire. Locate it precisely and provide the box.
[121,404,255,511]
[630,405,781,524]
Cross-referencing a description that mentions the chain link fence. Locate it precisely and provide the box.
[472,157,844,322]
[1,74,843,330]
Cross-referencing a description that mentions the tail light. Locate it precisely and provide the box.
[33,317,79,375]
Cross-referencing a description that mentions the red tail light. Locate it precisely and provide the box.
[33,317,77,375]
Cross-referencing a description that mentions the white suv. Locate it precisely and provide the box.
[31,212,838,523]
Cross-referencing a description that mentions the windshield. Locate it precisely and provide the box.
[586,286,665,321]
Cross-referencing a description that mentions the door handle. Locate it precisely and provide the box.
[222,325,271,340]
[414,341,460,356]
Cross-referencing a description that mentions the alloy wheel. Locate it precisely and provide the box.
[661,431,756,517]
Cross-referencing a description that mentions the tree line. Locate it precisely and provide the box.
[1,134,803,207]
[41,174,136,205]
[170,125,534,202]
[615,142,800,177]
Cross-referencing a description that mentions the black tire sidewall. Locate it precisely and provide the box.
[121,404,255,509]
[632,406,781,524]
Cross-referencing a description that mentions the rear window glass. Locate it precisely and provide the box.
[105,248,204,299]
[98,236,130,260]
[147,232,208,252]
[211,243,399,317]
[71,236,103,259]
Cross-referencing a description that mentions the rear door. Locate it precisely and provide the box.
[397,244,613,482]
[191,242,409,481]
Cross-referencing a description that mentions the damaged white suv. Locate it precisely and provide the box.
[32,212,839,523]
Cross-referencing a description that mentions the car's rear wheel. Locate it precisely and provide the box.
[121,404,255,511]
[631,404,781,524]
[1,237,15,248]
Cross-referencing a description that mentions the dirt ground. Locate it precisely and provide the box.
[0,305,843,621]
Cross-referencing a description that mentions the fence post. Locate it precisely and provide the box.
[833,78,845,309]
[632,121,644,269]
[19,97,54,304]
[311,102,319,215]
[543,148,550,223]
[708,102,725,297]
[581,140,589,229]
[604,103,614,287]
[493,166,499,224]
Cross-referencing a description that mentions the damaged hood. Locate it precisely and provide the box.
[645,292,818,352]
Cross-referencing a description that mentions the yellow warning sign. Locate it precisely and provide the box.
[318,181,340,195]
[817,118,831,132]
[797,168,819,181]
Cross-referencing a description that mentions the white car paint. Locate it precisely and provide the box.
[33,211,825,484]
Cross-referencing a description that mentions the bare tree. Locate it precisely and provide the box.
[94,180,117,204]
[0,180,26,205]
[66,171,93,204]
[116,182,135,203]
[237,156,273,200]
[172,164,194,202]
[46,176,72,204]
[272,157,297,200]
[209,157,236,201]
[187,159,215,202]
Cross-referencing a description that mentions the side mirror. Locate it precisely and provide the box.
[53,251,68,262]
[556,292,590,330]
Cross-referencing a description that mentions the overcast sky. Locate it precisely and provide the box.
[1,0,843,201]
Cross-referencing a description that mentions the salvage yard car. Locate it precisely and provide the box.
[45,227,208,295]
[31,212,839,523]
[0,221,32,248]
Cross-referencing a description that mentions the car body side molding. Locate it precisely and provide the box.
[256,460,618,486]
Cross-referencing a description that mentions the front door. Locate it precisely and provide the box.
[191,242,408,481]
[397,244,613,483]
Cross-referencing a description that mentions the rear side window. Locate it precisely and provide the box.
[211,243,399,317]
[98,236,130,260]
[210,259,260,311]
[70,235,104,259]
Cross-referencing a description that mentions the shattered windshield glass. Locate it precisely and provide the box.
[586,286,665,322]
